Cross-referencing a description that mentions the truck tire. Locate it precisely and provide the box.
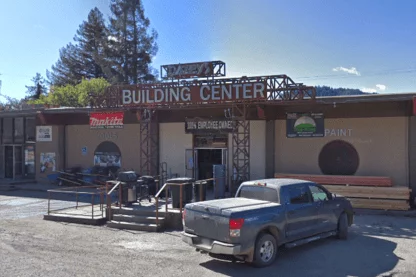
[252,233,277,268]
[337,212,349,240]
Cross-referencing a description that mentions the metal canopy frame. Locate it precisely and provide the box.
[88,74,316,183]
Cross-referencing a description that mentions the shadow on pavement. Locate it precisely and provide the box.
[352,216,416,239]
[199,233,398,277]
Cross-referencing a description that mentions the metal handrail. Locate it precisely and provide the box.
[154,178,214,227]
[47,187,106,219]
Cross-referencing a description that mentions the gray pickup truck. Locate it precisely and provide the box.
[181,178,354,267]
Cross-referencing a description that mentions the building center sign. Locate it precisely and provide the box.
[122,82,266,106]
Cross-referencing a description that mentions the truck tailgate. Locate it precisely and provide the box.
[184,198,279,242]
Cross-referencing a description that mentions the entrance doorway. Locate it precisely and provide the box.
[197,149,223,181]
[4,145,23,179]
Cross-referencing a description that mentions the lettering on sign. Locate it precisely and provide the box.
[122,82,266,106]
[90,112,124,129]
[98,132,118,140]
[325,128,352,137]
[185,118,235,134]
[163,62,213,79]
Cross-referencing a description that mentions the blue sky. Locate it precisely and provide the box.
[0,0,415,101]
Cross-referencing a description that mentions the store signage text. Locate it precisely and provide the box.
[161,62,214,79]
[97,132,118,140]
[90,112,124,129]
[325,128,352,137]
[122,82,266,106]
[185,118,235,133]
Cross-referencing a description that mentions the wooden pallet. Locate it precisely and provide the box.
[274,173,393,187]
[322,185,411,200]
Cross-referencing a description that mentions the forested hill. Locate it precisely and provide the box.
[315,86,377,97]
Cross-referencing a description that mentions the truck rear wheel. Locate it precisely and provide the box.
[252,233,277,268]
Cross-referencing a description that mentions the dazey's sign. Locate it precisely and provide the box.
[185,118,235,134]
[161,61,221,79]
[286,112,324,138]
[122,82,266,106]
[90,112,124,129]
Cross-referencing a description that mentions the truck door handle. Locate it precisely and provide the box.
[288,211,295,215]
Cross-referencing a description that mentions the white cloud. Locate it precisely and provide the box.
[376,84,387,91]
[362,87,377,93]
[332,66,361,76]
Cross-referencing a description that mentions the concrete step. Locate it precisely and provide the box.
[112,214,165,224]
[111,207,162,217]
[107,221,162,232]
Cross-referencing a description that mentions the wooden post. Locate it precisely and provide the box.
[180,184,183,215]
[155,197,159,229]
[91,194,94,219]
[165,185,168,216]
[47,191,50,215]
[119,183,122,208]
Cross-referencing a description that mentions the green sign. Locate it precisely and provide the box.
[286,113,324,138]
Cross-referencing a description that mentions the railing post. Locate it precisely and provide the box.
[180,184,183,215]
[76,189,79,209]
[47,191,50,215]
[155,197,159,229]
[165,184,168,215]
[199,182,202,202]
[91,193,94,219]
[119,183,122,208]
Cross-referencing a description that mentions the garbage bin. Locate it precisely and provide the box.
[117,171,139,205]
[140,176,157,196]
[194,181,207,202]
[167,177,194,209]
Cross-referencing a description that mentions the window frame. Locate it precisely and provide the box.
[285,184,312,205]
[308,183,332,202]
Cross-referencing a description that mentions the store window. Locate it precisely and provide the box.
[24,145,36,176]
[25,117,36,142]
[2,118,13,144]
[93,141,121,168]
[14,117,24,143]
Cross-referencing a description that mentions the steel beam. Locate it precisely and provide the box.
[231,104,250,194]
[138,109,159,176]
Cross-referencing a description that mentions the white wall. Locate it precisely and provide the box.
[159,123,192,177]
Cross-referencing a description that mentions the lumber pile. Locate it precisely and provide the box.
[274,173,411,211]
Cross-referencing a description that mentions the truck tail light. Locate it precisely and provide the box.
[229,218,244,237]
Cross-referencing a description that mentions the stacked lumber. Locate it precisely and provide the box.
[274,173,392,187]
[274,173,411,211]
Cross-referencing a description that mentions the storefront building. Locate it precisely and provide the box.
[0,109,37,181]
[21,61,415,203]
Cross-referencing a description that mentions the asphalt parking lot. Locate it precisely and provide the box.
[1,190,416,277]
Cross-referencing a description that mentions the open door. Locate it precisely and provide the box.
[222,149,228,192]
[185,149,198,179]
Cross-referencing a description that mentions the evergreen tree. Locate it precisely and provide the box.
[107,0,158,84]
[25,73,48,100]
[49,8,109,86]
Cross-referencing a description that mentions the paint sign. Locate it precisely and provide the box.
[121,82,267,106]
[325,129,352,137]
[90,112,124,129]
[185,118,235,134]
[286,113,325,138]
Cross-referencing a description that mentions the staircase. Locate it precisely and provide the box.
[107,207,165,232]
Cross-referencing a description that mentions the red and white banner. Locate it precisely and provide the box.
[90,112,124,129]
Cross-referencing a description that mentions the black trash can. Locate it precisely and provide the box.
[167,177,194,209]
[140,176,157,196]
[194,181,207,202]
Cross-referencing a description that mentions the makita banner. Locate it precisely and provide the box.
[90,112,124,129]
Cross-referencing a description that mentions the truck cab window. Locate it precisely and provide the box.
[309,185,329,202]
[237,186,279,203]
[288,186,310,204]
